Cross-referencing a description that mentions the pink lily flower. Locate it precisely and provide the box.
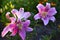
[1,12,16,37]
[34,3,57,25]
[11,8,31,21]
[10,20,33,40]
[1,8,33,40]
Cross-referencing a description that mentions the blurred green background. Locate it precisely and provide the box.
[0,0,60,40]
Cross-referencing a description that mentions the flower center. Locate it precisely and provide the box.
[17,23,23,29]
[41,12,47,18]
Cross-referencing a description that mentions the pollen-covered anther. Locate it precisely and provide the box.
[17,24,23,29]
[41,12,47,18]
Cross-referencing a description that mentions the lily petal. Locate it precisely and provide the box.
[45,3,50,12]
[11,9,18,18]
[26,27,33,32]
[10,17,16,24]
[9,24,16,31]
[18,8,24,19]
[19,20,31,40]
[34,13,40,20]
[10,27,18,36]
[11,9,18,14]
[1,23,16,37]
[19,8,24,14]
[48,7,57,16]
[37,4,45,12]
[1,26,10,37]
[19,29,26,40]
[6,12,10,19]
[6,12,16,24]
[23,20,30,27]
[50,16,56,22]
[23,12,31,20]
[42,17,49,25]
